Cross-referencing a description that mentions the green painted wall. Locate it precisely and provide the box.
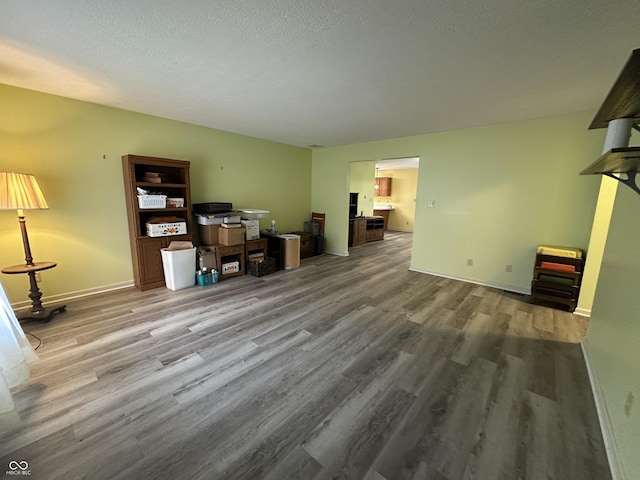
[312,111,605,291]
[586,130,640,479]
[0,84,311,303]
[348,161,375,217]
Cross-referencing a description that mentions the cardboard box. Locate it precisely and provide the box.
[197,246,217,270]
[167,197,185,208]
[199,225,219,246]
[167,241,194,250]
[146,219,187,237]
[219,226,246,246]
[241,219,260,240]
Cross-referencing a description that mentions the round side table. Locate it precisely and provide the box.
[2,262,66,322]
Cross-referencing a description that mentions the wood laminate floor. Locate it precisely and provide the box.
[0,232,610,480]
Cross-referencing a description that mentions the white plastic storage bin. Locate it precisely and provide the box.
[238,209,269,220]
[160,247,197,290]
[138,195,167,209]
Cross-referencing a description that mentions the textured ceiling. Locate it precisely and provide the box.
[1,1,639,147]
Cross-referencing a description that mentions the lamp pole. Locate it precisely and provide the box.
[17,209,35,266]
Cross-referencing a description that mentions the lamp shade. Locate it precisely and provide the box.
[0,172,49,210]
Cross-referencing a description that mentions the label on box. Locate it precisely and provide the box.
[222,261,239,275]
[146,222,187,237]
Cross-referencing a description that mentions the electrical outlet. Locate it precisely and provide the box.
[466,258,473,267]
[35,272,42,282]
[427,200,435,208]
[505,264,512,273]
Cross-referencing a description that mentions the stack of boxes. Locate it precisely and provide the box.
[194,203,245,280]
[194,204,272,281]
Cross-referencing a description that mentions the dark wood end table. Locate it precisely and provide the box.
[1,261,67,322]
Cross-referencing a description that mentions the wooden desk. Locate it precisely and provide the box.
[1,262,67,322]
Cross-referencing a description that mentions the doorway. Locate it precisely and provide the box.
[374,157,420,233]
[347,157,419,251]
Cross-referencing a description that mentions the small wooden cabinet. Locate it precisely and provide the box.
[245,238,268,264]
[122,154,193,290]
[366,217,385,242]
[374,177,392,197]
[137,236,169,287]
[350,217,383,246]
[352,218,367,246]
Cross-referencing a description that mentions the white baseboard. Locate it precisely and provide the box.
[574,307,592,318]
[581,339,627,480]
[324,250,349,257]
[408,266,529,295]
[12,280,135,311]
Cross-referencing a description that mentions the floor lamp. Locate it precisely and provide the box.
[0,172,66,322]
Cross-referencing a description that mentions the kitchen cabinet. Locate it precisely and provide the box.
[374,177,392,197]
[122,154,194,291]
